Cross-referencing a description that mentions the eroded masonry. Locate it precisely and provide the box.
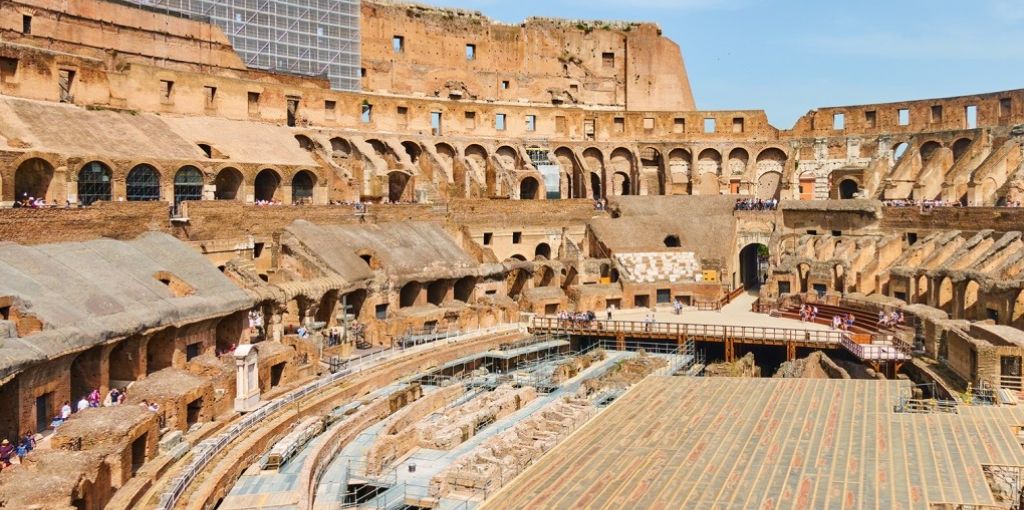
[0,0,1023,509]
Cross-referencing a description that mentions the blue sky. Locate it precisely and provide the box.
[421,0,1024,128]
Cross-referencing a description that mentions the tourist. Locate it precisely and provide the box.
[673,298,683,315]
[846,314,855,330]
[77,395,89,412]
[50,414,65,430]
[118,388,128,405]
[149,401,160,412]
[0,439,13,467]
[61,400,72,420]
[88,387,101,407]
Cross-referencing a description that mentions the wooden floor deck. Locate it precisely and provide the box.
[483,377,1024,510]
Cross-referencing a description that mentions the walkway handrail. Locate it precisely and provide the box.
[529,316,845,344]
[155,324,521,510]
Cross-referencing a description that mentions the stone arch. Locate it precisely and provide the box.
[399,281,421,308]
[534,243,551,260]
[435,142,457,185]
[214,167,244,200]
[952,138,972,162]
[401,141,421,164]
[291,170,316,204]
[838,178,860,199]
[798,263,810,293]
[698,148,722,174]
[173,166,204,206]
[798,170,817,200]
[668,148,692,194]
[938,276,954,313]
[454,276,476,302]
[465,144,488,166]
[426,280,448,305]
[916,274,929,304]
[609,148,634,193]
[582,147,604,174]
[727,148,749,176]
[519,176,539,200]
[366,139,389,158]
[612,172,631,196]
[126,164,161,201]
[330,137,351,157]
[254,168,282,202]
[294,134,318,151]
[388,171,410,202]
[919,140,943,162]
[14,157,55,203]
[893,142,909,163]
[77,161,113,206]
[755,148,787,176]
[554,147,582,199]
[963,280,980,319]
[740,243,768,289]
[496,146,518,168]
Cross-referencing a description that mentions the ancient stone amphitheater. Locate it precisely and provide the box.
[0,0,1023,509]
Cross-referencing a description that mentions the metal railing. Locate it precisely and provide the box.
[530,316,846,345]
[1001,374,1023,392]
[155,324,521,510]
[839,333,913,361]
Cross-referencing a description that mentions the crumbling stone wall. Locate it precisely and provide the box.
[417,384,537,450]
[364,383,466,476]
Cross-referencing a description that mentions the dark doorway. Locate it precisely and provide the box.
[839,179,859,199]
[131,433,147,475]
[186,398,203,426]
[739,244,767,290]
[36,392,52,432]
[254,169,280,202]
[270,362,286,387]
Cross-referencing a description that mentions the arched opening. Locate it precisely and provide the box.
[214,167,243,200]
[964,280,980,320]
[291,170,315,204]
[254,169,281,202]
[70,347,103,405]
[756,172,782,200]
[496,146,518,169]
[534,243,552,260]
[893,142,909,163]
[173,166,204,207]
[668,149,692,195]
[919,141,942,162]
[126,164,161,201]
[798,171,816,200]
[798,263,810,293]
[834,264,845,293]
[609,268,620,283]
[426,280,448,305]
[612,172,630,196]
[402,141,421,164]
[519,177,539,200]
[727,148,749,176]
[739,244,768,290]
[108,340,141,383]
[14,158,54,202]
[454,276,476,302]
[839,179,860,199]
[388,171,410,202]
[916,274,929,304]
[952,138,972,162]
[77,161,112,206]
[590,173,603,199]
[294,134,317,151]
[938,277,954,313]
[344,289,367,319]
[609,148,634,194]
[508,254,527,262]
[664,235,681,248]
[399,282,421,308]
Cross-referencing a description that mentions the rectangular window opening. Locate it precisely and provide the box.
[732,117,745,133]
[930,105,943,123]
[673,118,685,133]
[865,110,877,128]
[286,97,299,127]
[203,86,216,108]
[22,15,31,34]
[466,44,476,60]
[602,52,615,68]
[393,35,404,53]
[0,57,17,83]
[525,115,536,132]
[58,69,75,103]
[247,91,260,115]
[1000,98,1012,117]
[465,111,476,129]
[512,232,522,244]
[495,113,506,131]
[431,111,442,135]
[555,115,567,134]
[324,100,336,120]
[643,117,655,132]
[361,103,373,123]
[832,113,845,130]
[966,105,978,128]
[614,117,625,133]
[483,232,493,245]
[703,118,716,133]
[500,80,510,90]
[898,108,910,126]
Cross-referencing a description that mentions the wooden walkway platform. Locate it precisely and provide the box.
[484,377,1024,510]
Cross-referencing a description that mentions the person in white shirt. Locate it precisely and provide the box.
[61,401,72,419]
[77,397,89,412]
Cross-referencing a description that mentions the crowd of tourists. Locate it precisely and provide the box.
[11,193,72,208]
[593,198,608,211]
[0,433,35,471]
[831,313,857,331]
[556,310,598,328]
[734,198,779,211]
[884,199,1023,208]
[798,304,819,322]
[879,309,906,328]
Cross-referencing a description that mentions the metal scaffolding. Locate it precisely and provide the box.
[126,0,361,90]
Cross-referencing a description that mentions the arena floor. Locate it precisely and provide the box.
[483,377,1024,510]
